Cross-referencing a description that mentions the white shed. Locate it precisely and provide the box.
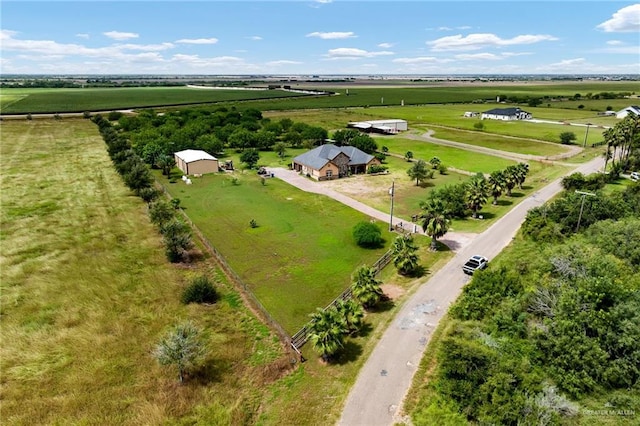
[174,149,219,175]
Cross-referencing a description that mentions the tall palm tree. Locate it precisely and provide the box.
[308,307,346,362]
[420,198,451,251]
[351,265,384,309]
[391,235,419,275]
[515,162,529,189]
[466,177,489,218]
[488,171,505,205]
[335,299,365,335]
[503,165,518,196]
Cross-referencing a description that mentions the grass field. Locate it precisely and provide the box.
[159,171,390,333]
[2,81,637,114]
[0,87,309,114]
[0,119,290,425]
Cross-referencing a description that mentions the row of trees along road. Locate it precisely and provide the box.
[416,162,529,250]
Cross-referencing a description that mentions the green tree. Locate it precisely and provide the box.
[181,276,218,304]
[352,221,383,248]
[560,131,577,145]
[404,151,414,162]
[391,235,419,275]
[466,176,489,218]
[273,141,287,159]
[351,265,384,309]
[335,298,365,335]
[156,154,176,178]
[149,200,175,227]
[407,159,433,186]
[420,198,451,251]
[308,307,346,361]
[350,134,378,154]
[240,148,260,169]
[488,171,505,205]
[161,219,193,262]
[429,156,441,169]
[153,322,205,383]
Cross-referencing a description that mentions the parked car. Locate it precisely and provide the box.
[462,255,489,275]
[630,171,639,181]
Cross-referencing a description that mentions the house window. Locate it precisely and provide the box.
[326,170,333,177]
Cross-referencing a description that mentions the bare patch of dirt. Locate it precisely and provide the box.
[381,284,405,300]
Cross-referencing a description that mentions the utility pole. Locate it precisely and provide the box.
[575,190,596,232]
[583,123,591,147]
[389,180,395,231]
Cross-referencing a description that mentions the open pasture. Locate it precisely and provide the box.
[0,86,308,114]
[161,172,390,333]
[0,119,289,425]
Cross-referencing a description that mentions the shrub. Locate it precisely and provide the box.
[352,221,383,248]
[368,164,388,174]
[137,187,160,203]
[181,276,218,304]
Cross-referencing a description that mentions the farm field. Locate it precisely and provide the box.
[0,119,290,425]
[0,86,309,114]
[159,171,390,333]
[2,80,637,114]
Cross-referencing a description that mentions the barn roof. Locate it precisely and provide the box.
[174,149,217,163]
[483,107,528,116]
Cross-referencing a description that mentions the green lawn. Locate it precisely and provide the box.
[160,171,390,333]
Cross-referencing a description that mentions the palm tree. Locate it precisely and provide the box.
[515,162,529,189]
[466,177,489,218]
[420,198,451,251]
[503,165,518,196]
[335,299,365,335]
[488,171,505,205]
[308,307,346,362]
[351,265,384,309]
[391,235,419,275]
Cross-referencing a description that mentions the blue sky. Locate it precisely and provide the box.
[1,1,639,75]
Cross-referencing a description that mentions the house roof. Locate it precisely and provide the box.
[174,149,217,163]
[483,107,529,116]
[292,144,375,170]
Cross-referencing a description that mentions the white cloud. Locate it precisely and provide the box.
[306,31,356,39]
[392,56,451,64]
[606,40,624,45]
[76,33,89,39]
[378,42,393,48]
[597,4,640,32]
[438,26,453,31]
[248,36,262,41]
[427,33,558,51]
[103,31,139,41]
[117,43,174,51]
[175,38,218,45]
[325,48,393,59]
[455,53,502,61]
[266,60,303,66]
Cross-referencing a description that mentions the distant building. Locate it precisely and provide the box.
[464,111,480,118]
[174,149,219,175]
[481,107,532,121]
[292,144,380,180]
[616,106,640,119]
[347,119,408,134]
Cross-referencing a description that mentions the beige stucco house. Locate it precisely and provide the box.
[174,149,219,175]
[292,144,380,181]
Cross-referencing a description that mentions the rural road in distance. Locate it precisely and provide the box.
[337,155,605,426]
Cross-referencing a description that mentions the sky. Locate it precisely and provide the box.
[1,1,639,75]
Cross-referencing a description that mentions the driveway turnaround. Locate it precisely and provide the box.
[269,168,476,252]
[337,156,604,426]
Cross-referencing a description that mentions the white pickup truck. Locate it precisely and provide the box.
[462,255,489,275]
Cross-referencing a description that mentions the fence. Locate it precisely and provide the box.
[290,249,392,354]
[156,182,291,348]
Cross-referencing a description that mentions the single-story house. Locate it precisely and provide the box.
[174,149,219,175]
[347,119,408,134]
[292,144,380,180]
[616,106,640,119]
[481,107,532,121]
[464,111,480,118]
